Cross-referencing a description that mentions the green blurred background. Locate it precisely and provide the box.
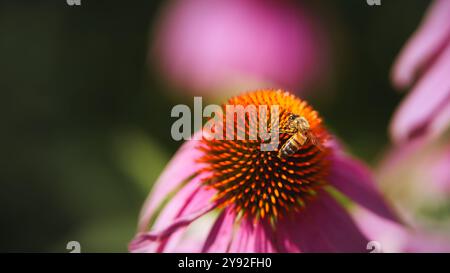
[0,0,429,252]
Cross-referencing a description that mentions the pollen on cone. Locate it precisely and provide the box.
[198,89,330,222]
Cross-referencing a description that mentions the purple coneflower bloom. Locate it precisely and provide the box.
[129,90,398,253]
[391,0,450,144]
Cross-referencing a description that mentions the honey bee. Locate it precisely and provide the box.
[277,114,323,159]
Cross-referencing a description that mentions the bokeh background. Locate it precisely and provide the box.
[0,0,431,252]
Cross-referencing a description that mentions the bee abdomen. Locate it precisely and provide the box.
[284,143,297,155]
[278,138,300,158]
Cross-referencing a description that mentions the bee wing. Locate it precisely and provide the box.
[306,131,324,151]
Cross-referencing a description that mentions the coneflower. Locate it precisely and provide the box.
[130,89,398,252]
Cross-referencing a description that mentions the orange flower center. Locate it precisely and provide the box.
[198,89,330,222]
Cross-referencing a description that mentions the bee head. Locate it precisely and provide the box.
[287,114,299,121]
[297,117,310,132]
[286,113,310,132]
[286,114,300,130]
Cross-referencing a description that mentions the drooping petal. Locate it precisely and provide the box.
[202,208,235,253]
[391,0,450,89]
[428,101,450,141]
[228,217,276,253]
[129,203,214,252]
[252,221,277,253]
[377,138,425,175]
[275,205,333,252]
[405,234,450,253]
[430,144,450,194]
[129,172,217,253]
[355,208,450,253]
[165,212,215,252]
[354,208,408,253]
[275,191,369,252]
[138,132,205,231]
[328,151,400,224]
[390,42,450,144]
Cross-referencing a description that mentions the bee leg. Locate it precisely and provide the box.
[277,150,282,159]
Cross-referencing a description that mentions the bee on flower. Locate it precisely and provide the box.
[129,90,399,253]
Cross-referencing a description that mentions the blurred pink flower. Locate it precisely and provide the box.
[359,139,450,252]
[152,0,327,97]
[129,90,398,253]
[390,0,450,144]
[355,209,450,253]
[430,144,450,194]
[379,139,450,206]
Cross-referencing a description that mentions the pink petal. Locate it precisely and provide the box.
[377,138,426,175]
[228,217,276,253]
[276,191,369,252]
[275,206,334,252]
[405,234,450,253]
[392,0,450,89]
[430,144,450,194]
[328,152,401,224]
[355,208,450,253]
[129,173,217,253]
[129,203,214,252]
[138,132,204,231]
[428,100,450,141]
[324,136,345,152]
[354,208,407,253]
[390,41,450,144]
[201,208,235,253]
